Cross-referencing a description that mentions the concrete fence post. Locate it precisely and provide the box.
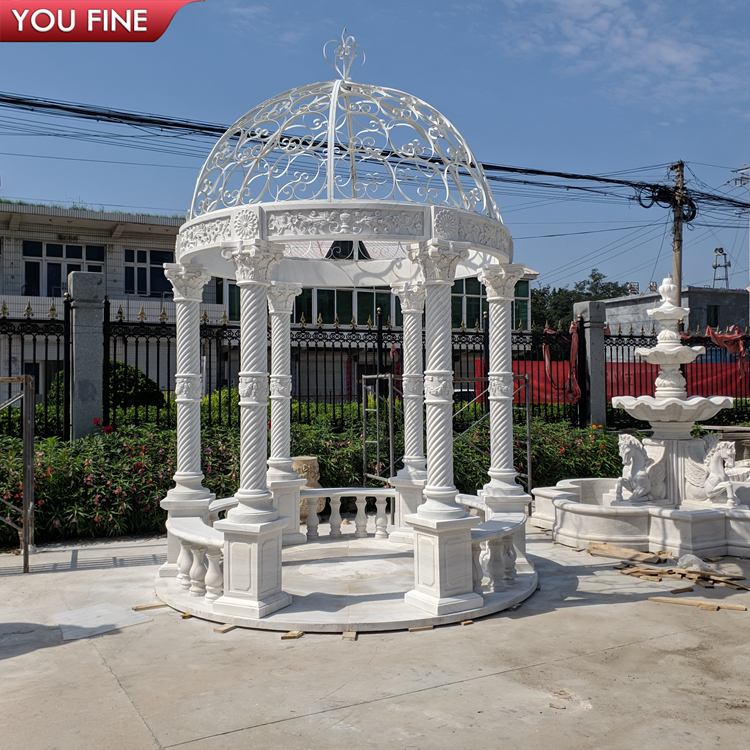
[573,300,607,427]
[68,272,105,440]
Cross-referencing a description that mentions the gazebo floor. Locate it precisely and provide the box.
[155,529,538,632]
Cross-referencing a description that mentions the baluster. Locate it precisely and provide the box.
[471,539,484,594]
[189,545,207,597]
[205,546,223,602]
[485,537,505,593]
[501,536,517,584]
[177,539,192,591]
[306,495,320,541]
[375,497,389,539]
[329,497,342,538]
[354,497,368,538]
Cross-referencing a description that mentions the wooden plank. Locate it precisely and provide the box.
[648,596,746,611]
[705,557,724,562]
[132,603,169,612]
[281,631,304,640]
[717,603,748,612]
[695,579,715,589]
[460,620,474,626]
[698,603,720,611]
[213,623,237,634]
[670,586,694,594]
[408,625,433,632]
[588,545,661,563]
[342,631,358,641]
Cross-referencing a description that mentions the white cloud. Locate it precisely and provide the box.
[494,0,750,107]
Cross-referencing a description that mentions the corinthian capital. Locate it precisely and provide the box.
[164,263,211,302]
[268,282,303,315]
[391,281,425,314]
[408,240,467,283]
[478,264,526,301]
[222,240,284,284]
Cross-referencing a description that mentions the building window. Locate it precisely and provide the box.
[124,248,174,296]
[22,240,97,296]
[513,280,530,331]
[707,304,719,329]
[294,289,313,324]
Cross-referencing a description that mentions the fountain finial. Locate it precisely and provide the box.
[658,276,679,307]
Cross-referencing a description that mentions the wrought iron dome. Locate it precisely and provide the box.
[178,32,512,270]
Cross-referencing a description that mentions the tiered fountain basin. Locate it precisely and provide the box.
[531,478,750,558]
[156,516,538,632]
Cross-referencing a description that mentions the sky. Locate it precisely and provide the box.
[0,0,748,292]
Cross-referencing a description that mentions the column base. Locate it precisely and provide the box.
[388,473,426,545]
[404,513,482,615]
[213,516,290,619]
[404,588,484,616]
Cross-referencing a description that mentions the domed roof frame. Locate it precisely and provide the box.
[177,32,514,284]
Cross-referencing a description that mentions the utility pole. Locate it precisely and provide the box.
[733,166,750,326]
[670,160,685,306]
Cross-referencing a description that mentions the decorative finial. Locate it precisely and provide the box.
[334,314,340,328]
[137,304,146,323]
[1,301,8,318]
[159,306,168,323]
[350,316,357,328]
[220,308,228,325]
[116,305,125,322]
[299,312,306,327]
[460,319,466,331]
[24,301,33,318]
[366,314,373,329]
[324,29,365,81]
[201,309,209,324]
[317,312,323,326]
[474,319,480,331]
[48,301,57,320]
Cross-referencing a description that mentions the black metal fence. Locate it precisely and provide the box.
[0,301,69,439]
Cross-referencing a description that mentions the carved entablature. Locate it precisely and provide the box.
[222,241,284,284]
[391,282,425,314]
[268,282,303,315]
[408,241,467,283]
[176,203,512,262]
[478,264,526,301]
[163,263,211,302]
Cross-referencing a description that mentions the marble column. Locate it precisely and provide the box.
[478,264,532,560]
[213,240,292,618]
[267,282,307,546]
[389,281,427,544]
[160,263,213,577]
[403,241,483,615]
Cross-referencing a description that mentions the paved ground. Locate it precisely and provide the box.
[2,532,749,750]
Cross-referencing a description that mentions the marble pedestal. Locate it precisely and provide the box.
[404,513,484,615]
[212,517,291,618]
[388,473,426,545]
[268,475,307,546]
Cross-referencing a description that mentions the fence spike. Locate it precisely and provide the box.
[159,306,168,323]
[474,319,480,331]
[1,301,8,318]
[460,319,466,331]
[317,312,323,326]
[387,315,392,329]
[628,324,633,335]
[518,320,524,331]
[299,312,306,327]
[366,315,373,329]
[137,305,146,323]
[334,314,340,328]
[201,309,209,324]
[220,309,228,325]
[48,301,57,319]
[23,301,34,318]
[544,320,550,330]
[640,324,644,335]
[350,316,357,328]
[116,305,125,322]
[695,323,700,335]
[557,319,563,333]
[651,322,656,335]
[617,323,622,334]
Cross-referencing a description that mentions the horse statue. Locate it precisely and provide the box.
[619,434,663,503]
[685,435,740,507]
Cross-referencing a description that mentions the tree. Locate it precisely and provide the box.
[531,269,629,330]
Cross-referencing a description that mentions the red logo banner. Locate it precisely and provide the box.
[0,0,203,42]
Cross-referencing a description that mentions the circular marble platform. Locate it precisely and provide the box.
[156,532,538,633]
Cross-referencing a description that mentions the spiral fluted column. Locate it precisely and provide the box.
[478,265,529,509]
[403,241,482,616]
[214,241,292,619]
[267,282,307,546]
[159,263,212,577]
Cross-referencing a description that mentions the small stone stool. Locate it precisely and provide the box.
[292,456,325,519]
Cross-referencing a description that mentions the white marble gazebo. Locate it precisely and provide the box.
[156,33,538,631]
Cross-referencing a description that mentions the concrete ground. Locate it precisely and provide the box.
[2,532,749,750]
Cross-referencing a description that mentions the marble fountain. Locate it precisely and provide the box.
[531,277,750,558]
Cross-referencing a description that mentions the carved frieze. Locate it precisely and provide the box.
[266,208,424,238]
[270,375,293,398]
[488,373,514,398]
[233,209,260,240]
[179,217,231,254]
[238,374,268,403]
[401,374,424,397]
[174,375,202,400]
[424,374,451,402]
